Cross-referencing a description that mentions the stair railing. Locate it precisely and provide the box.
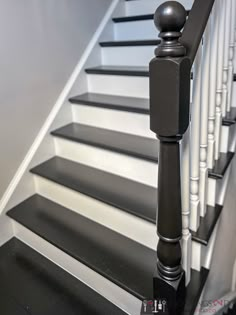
[149,0,235,314]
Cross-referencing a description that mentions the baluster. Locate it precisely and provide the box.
[222,0,231,117]
[199,21,211,217]
[208,0,219,169]
[150,3,191,314]
[227,0,236,113]
[190,45,202,231]
[181,127,191,285]
[215,0,225,160]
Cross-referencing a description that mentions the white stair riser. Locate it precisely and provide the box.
[220,125,230,153]
[125,0,193,16]
[34,175,157,249]
[72,105,155,138]
[34,175,204,273]
[115,20,156,41]
[87,74,149,98]
[87,74,193,103]
[102,46,154,66]
[13,221,141,315]
[54,137,158,187]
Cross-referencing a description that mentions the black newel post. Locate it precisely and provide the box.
[150,2,191,314]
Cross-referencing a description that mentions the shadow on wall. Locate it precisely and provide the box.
[202,155,236,301]
[0,0,111,198]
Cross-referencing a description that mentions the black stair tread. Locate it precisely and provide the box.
[7,195,156,300]
[29,157,227,243]
[51,123,158,163]
[100,39,160,47]
[8,195,209,313]
[69,92,150,114]
[113,14,154,23]
[208,152,235,179]
[222,107,236,126]
[184,267,209,315]
[0,237,126,315]
[85,65,149,77]
[30,156,157,223]
[191,204,223,245]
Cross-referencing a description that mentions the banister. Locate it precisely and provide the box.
[180,0,215,65]
[149,1,216,314]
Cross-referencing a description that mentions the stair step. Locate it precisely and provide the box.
[113,14,154,23]
[30,156,224,245]
[30,156,157,223]
[69,92,149,114]
[191,204,223,245]
[51,123,158,163]
[8,195,209,313]
[100,39,159,47]
[0,237,125,315]
[222,107,236,126]
[8,195,156,300]
[208,152,235,180]
[85,65,149,77]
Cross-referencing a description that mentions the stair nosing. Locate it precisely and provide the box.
[100,39,160,47]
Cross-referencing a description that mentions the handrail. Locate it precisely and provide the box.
[180,0,215,65]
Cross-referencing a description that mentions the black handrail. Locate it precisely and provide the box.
[148,1,216,314]
[181,0,215,65]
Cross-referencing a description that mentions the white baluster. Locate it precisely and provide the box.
[190,45,202,232]
[199,21,211,217]
[215,0,226,160]
[222,0,231,117]
[181,127,191,285]
[227,0,236,113]
[208,0,219,169]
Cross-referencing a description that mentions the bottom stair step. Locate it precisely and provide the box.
[8,195,209,314]
[0,238,126,315]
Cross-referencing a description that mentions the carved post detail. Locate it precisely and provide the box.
[150,2,190,314]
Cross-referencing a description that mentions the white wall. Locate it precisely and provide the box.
[0,0,111,198]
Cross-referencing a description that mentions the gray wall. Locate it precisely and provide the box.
[0,0,111,198]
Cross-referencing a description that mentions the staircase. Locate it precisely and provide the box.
[1,0,236,314]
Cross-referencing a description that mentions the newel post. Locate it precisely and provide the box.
[150,2,191,314]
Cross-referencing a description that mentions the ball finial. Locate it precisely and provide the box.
[154,1,187,57]
[154,1,187,33]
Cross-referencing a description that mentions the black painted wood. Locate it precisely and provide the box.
[222,107,236,126]
[85,65,149,77]
[113,14,154,23]
[69,93,150,114]
[7,195,209,314]
[100,39,159,47]
[8,195,156,300]
[208,152,235,180]
[191,205,223,245]
[0,237,126,315]
[51,123,158,163]
[29,155,228,245]
[184,268,209,315]
[180,0,215,65]
[30,156,157,223]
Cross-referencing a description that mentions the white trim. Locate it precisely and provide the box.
[0,0,119,215]
[13,220,140,315]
